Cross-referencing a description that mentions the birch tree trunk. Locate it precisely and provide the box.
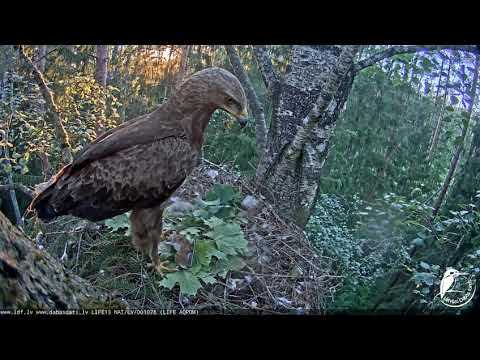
[256,45,359,226]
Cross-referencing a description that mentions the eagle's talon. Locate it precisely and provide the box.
[148,260,177,277]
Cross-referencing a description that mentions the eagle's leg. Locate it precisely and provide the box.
[130,205,176,276]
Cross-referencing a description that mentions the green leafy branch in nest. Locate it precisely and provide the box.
[105,184,249,296]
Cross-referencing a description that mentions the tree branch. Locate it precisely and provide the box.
[225,45,268,157]
[0,183,34,199]
[252,45,279,92]
[15,45,73,164]
[354,45,479,73]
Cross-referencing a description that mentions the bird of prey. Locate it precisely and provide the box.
[28,67,248,274]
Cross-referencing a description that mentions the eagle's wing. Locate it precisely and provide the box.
[29,108,190,219]
[33,136,198,221]
[70,107,180,173]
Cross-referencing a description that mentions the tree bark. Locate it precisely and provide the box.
[176,45,191,88]
[94,45,109,137]
[256,45,359,226]
[252,45,279,93]
[0,210,125,310]
[95,45,108,87]
[431,53,480,218]
[16,45,73,165]
[1,72,23,228]
[34,45,48,73]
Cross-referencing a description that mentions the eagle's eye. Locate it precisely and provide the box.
[226,97,235,105]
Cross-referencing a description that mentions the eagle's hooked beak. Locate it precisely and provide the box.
[235,109,248,128]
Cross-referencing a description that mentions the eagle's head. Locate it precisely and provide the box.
[189,67,249,128]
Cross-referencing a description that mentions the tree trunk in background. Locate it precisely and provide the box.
[432,54,480,218]
[34,45,47,73]
[256,45,359,227]
[95,45,108,87]
[163,46,175,100]
[16,45,73,165]
[110,45,121,85]
[427,58,452,162]
[0,72,23,228]
[0,210,125,310]
[176,45,191,87]
[34,46,50,176]
[94,45,108,136]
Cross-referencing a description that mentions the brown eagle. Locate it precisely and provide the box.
[29,67,248,274]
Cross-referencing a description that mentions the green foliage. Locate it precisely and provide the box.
[323,55,472,201]
[105,212,131,235]
[160,184,248,296]
[203,110,257,174]
[53,75,121,152]
[308,193,419,311]
[104,184,248,297]
[406,204,480,312]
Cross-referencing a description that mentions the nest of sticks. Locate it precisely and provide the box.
[26,160,341,314]
[173,161,341,314]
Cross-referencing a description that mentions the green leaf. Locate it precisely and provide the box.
[104,213,130,233]
[159,271,202,296]
[213,256,246,278]
[194,239,220,267]
[203,216,224,229]
[206,222,247,256]
[205,184,239,205]
[197,272,217,285]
